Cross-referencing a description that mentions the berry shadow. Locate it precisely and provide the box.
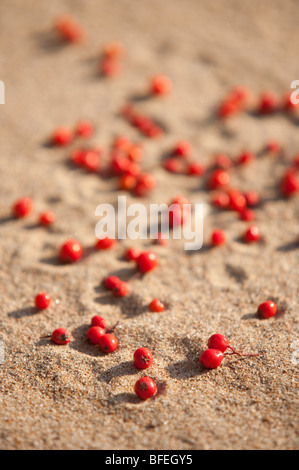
[127,91,152,103]
[109,393,141,405]
[95,360,137,383]
[277,240,298,252]
[0,215,16,225]
[94,292,149,319]
[8,306,39,319]
[165,336,208,379]
[32,31,70,54]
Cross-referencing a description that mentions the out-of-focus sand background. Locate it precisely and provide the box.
[0,0,298,450]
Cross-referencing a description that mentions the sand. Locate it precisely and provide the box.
[0,0,298,450]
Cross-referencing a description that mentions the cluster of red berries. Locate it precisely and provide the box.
[121,103,164,139]
[200,333,263,369]
[218,86,299,119]
[100,41,125,78]
[163,140,206,177]
[51,120,94,147]
[12,197,56,227]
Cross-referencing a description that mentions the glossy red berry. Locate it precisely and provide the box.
[87,326,105,344]
[133,173,156,197]
[173,140,192,158]
[211,192,230,209]
[280,170,299,197]
[113,280,129,297]
[13,197,34,218]
[134,376,157,400]
[125,247,140,261]
[258,92,278,114]
[100,57,121,77]
[214,153,234,170]
[187,162,206,176]
[98,333,118,353]
[104,275,121,290]
[150,75,172,95]
[258,300,277,319]
[243,225,260,243]
[199,349,224,369]
[51,328,71,345]
[164,157,184,174]
[52,127,73,146]
[149,298,165,312]
[55,16,86,43]
[133,347,154,370]
[228,189,247,212]
[240,208,255,221]
[211,229,226,246]
[75,120,94,138]
[237,151,256,166]
[59,239,83,263]
[95,237,116,250]
[244,191,260,208]
[208,170,230,190]
[39,210,55,226]
[35,292,51,310]
[136,251,158,273]
[208,334,230,353]
[91,315,106,329]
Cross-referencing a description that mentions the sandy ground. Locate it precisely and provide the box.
[0,0,299,450]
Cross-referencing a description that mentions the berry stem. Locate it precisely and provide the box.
[226,346,263,357]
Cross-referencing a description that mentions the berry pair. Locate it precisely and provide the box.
[133,347,156,400]
[199,334,262,369]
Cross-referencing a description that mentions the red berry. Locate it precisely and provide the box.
[173,140,192,158]
[87,326,105,344]
[91,315,106,329]
[218,99,240,119]
[104,275,121,290]
[119,174,137,191]
[168,196,191,227]
[266,140,281,154]
[134,376,157,400]
[258,92,278,114]
[163,157,184,174]
[280,170,299,197]
[127,144,143,162]
[133,347,154,370]
[52,127,73,146]
[208,334,230,353]
[208,170,230,190]
[75,120,94,138]
[244,191,260,208]
[51,328,71,345]
[258,301,277,319]
[149,298,165,313]
[113,280,129,297]
[113,135,131,152]
[150,75,172,95]
[133,173,156,197]
[13,197,34,218]
[199,349,224,369]
[39,210,55,226]
[95,237,116,250]
[136,251,158,273]
[98,333,118,353]
[55,16,86,43]
[214,153,234,170]
[102,42,125,60]
[81,150,101,173]
[237,151,255,166]
[240,208,255,222]
[243,225,260,243]
[211,192,230,209]
[211,229,227,246]
[35,292,51,310]
[228,189,247,212]
[125,247,140,261]
[100,57,121,77]
[59,239,83,263]
[187,162,206,176]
